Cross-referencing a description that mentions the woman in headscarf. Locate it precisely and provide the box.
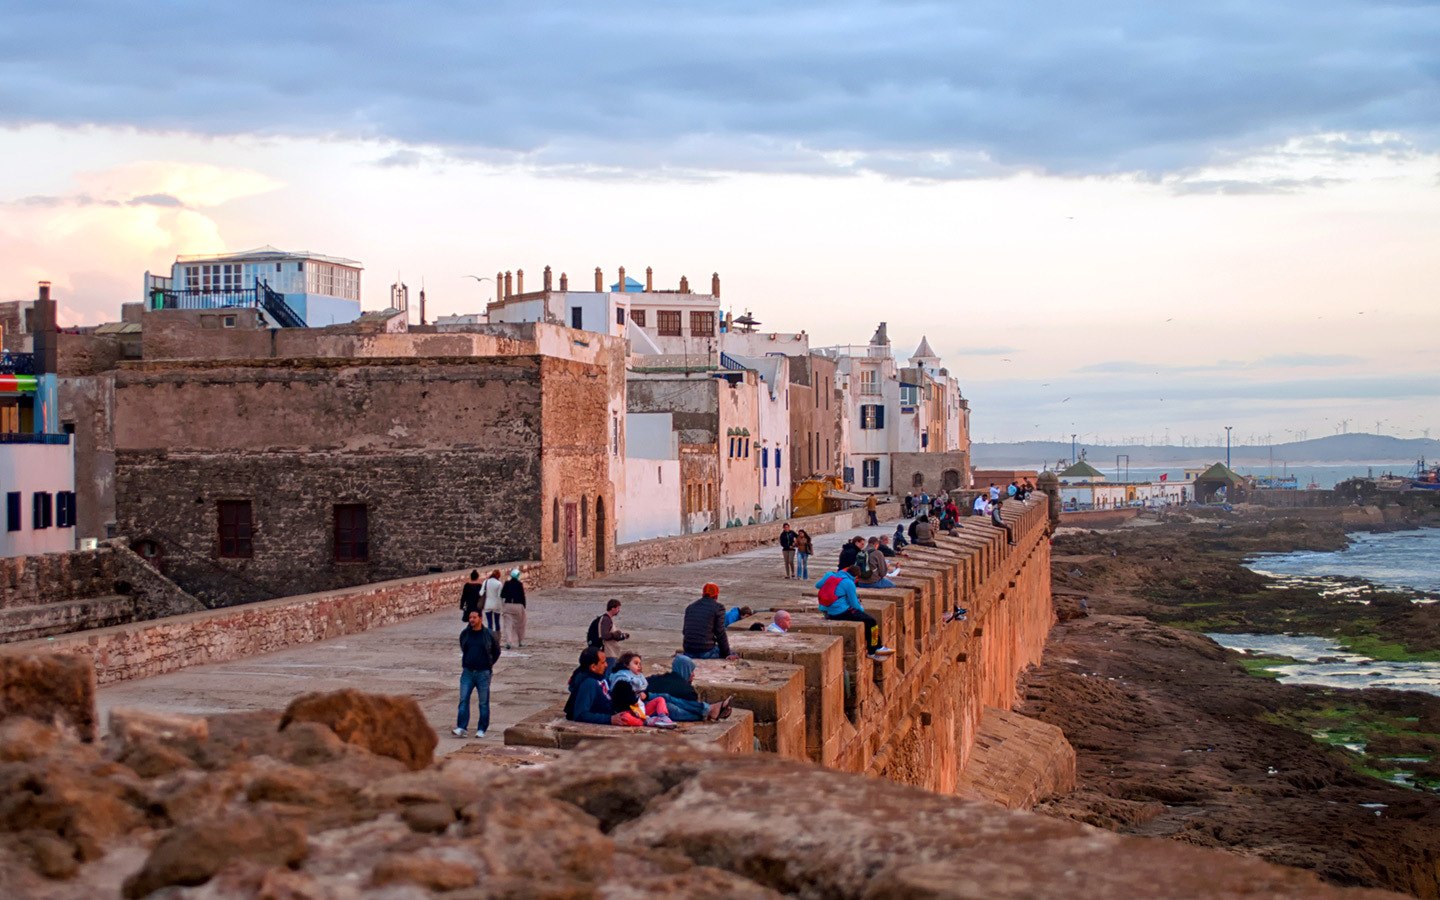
[647,654,732,722]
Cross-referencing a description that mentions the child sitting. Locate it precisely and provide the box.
[608,652,676,727]
[610,681,676,728]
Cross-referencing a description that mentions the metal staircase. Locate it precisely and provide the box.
[258,281,306,328]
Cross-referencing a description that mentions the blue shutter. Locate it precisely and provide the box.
[875,405,885,428]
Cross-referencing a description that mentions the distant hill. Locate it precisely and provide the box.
[974,433,1440,468]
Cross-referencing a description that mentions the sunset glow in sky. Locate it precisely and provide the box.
[2,1,1436,442]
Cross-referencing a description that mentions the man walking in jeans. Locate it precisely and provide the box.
[453,609,501,738]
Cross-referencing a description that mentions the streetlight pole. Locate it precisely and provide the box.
[1225,425,1233,469]
[1071,433,1077,464]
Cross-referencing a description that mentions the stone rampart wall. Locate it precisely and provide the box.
[0,562,540,683]
[515,496,1071,804]
[0,542,204,643]
[611,502,901,572]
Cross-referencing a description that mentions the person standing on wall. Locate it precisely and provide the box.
[459,570,484,621]
[481,569,504,637]
[779,522,797,579]
[865,493,879,526]
[453,609,501,739]
[500,568,527,650]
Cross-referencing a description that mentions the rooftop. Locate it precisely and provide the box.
[174,245,363,269]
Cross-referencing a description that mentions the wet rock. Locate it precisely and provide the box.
[279,689,437,771]
[122,809,308,897]
[0,654,97,742]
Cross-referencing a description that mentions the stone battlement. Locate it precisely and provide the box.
[504,498,1072,801]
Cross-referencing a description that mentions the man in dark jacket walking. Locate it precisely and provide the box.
[682,583,735,660]
[453,610,501,738]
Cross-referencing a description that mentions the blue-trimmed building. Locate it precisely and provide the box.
[143,246,364,328]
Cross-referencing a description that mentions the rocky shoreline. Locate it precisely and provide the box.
[1025,509,1440,896]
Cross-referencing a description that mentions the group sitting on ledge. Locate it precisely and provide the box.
[566,645,734,729]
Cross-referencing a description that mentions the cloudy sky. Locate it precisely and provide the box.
[2,1,1436,442]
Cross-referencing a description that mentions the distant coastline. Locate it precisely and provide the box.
[975,432,1437,471]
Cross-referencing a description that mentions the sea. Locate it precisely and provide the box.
[1210,529,1440,697]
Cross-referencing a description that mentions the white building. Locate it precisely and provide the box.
[817,324,903,493]
[617,413,683,543]
[144,246,364,327]
[730,354,792,524]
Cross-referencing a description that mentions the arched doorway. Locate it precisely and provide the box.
[942,469,962,491]
[595,498,606,572]
[130,539,166,574]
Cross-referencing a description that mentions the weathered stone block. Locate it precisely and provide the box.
[0,653,97,741]
[280,689,438,771]
[728,631,845,765]
[504,704,754,754]
[692,657,806,760]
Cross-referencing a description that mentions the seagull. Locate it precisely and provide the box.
[1001,358,1012,362]
[1164,318,1173,322]
[464,274,494,283]
[1061,397,1071,403]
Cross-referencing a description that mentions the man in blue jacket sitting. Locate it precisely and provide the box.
[564,647,627,725]
[815,566,894,661]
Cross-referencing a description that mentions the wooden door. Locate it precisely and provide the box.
[564,503,579,579]
[595,498,606,572]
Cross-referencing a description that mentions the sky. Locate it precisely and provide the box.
[1,1,1437,443]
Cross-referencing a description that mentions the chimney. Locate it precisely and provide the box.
[679,275,690,293]
[617,267,627,293]
[543,265,553,291]
[419,287,426,326]
[560,272,569,291]
[34,281,57,376]
[711,272,721,299]
[495,272,503,304]
[516,268,524,294]
[645,266,653,292]
[594,267,603,291]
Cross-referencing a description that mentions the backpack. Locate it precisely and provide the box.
[586,615,603,648]
[857,550,872,578]
[817,574,841,606]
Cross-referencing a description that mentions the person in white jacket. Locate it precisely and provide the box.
[481,569,504,635]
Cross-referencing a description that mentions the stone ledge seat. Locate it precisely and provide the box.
[690,657,807,760]
[504,704,755,754]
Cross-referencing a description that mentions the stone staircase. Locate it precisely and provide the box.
[0,594,141,643]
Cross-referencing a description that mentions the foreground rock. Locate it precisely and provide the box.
[0,655,1399,898]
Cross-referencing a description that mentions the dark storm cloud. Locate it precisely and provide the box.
[3,1,1436,179]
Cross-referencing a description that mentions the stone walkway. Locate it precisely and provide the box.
[97,519,913,754]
